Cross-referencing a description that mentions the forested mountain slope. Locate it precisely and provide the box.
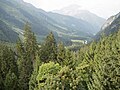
[0,20,18,42]
[0,0,120,90]
[0,0,96,43]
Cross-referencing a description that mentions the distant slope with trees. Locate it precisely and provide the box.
[0,0,104,44]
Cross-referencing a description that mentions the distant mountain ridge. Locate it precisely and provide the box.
[0,0,104,44]
[53,4,106,34]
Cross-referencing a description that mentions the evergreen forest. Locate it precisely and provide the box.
[0,23,120,90]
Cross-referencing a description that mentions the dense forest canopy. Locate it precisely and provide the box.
[0,23,120,90]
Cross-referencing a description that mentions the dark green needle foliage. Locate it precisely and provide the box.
[39,32,57,62]
[16,23,38,90]
[0,44,18,90]
[0,23,120,90]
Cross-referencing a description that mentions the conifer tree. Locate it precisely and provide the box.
[17,23,37,90]
[0,72,4,90]
[40,32,57,62]
[4,70,17,90]
[24,23,38,65]
[0,44,18,90]
[29,54,42,90]
[57,41,65,64]
[86,31,120,90]
[63,49,76,68]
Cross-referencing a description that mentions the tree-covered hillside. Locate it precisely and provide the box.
[0,20,18,42]
[0,0,97,44]
[0,23,120,90]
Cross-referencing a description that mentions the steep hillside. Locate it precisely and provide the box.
[0,0,95,44]
[53,4,106,34]
[48,12,94,38]
[95,12,120,40]
[0,20,18,42]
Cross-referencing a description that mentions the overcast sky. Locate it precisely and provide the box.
[23,0,120,19]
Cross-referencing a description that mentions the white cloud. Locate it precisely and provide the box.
[23,0,120,18]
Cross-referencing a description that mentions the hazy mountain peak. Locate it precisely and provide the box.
[53,4,106,34]
[53,4,86,16]
[62,4,83,10]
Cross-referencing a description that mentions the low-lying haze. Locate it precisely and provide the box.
[23,0,120,19]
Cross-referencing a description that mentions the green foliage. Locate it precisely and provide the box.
[0,20,120,90]
[29,54,42,90]
[17,23,38,90]
[39,32,57,62]
[36,62,61,90]
[0,44,18,90]
[63,49,76,69]
[85,30,120,90]
[33,61,89,90]
[57,41,66,64]
[4,70,17,90]
[30,30,120,90]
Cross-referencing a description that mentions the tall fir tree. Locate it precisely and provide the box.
[0,44,18,90]
[17,23,37,90]
[57,41,65,64]
[4,70,17,90]
[29,54,42,90]
[40,32,57,62]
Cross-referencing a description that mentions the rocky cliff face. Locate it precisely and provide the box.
[95,12,120,40]
[101,12,120,30]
